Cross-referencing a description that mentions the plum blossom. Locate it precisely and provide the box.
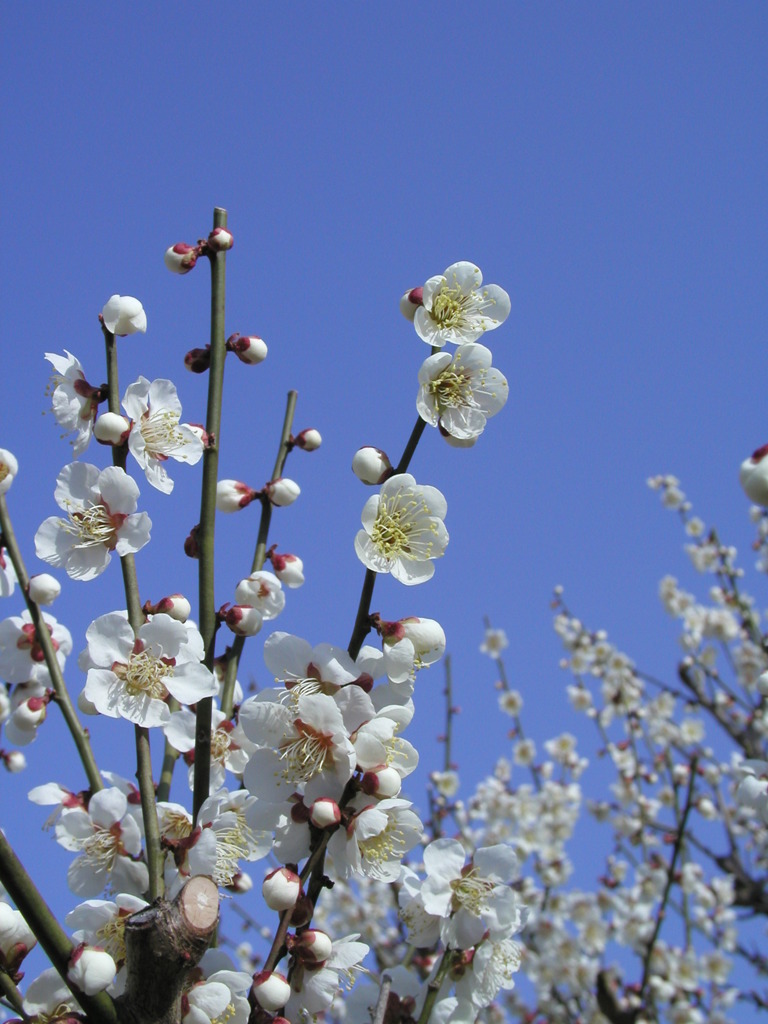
[0,610,71,684]
[45,351,106,456]
[284,933,369,1020]
[67,945,117,995]
[121,377,204,493]
[327,797,423,882]
[101,295,146,336]
[54,787,148,897]
[355,474,448,585]
[163,705,255,792]
[0,449,18,495]
[413,262,510,348]
[34,463,151,581]
[0,547,17,598]
[417,344,508,441]
[181,948,251,1024]
[66,893,148,990]
[81,611,218,728]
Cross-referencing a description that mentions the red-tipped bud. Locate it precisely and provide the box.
[207,227,234,252]
[262,867,301,911]
[399,286,424,321]
[292,929,333,965]
[216,480,259,512]
[740,446,768,506]
[352,446,393,485]
[269,551,305,588]
[265,478,300,507]
[361,766,402,798]
[184,524,201,559]
[229,334,268,365]
[223,604,263,637]
[252,971,291,1012]
[184,346,212,373]
[294,428,322,451]
[309,797,341,829]
[94,412,132,446]
[164,242,198,274]
[145,594,191,622]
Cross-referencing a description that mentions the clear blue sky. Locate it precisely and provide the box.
[2,0,767,989]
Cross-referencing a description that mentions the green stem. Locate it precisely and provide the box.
[0,832,117,1024]
[220,391,298,719]
[103,325,162,899]
[0,968,27,1019]
[0,495,102,793]
[194,207,229,820]
[416,948,456,1024]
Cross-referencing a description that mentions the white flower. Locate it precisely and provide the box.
[66,894,148,973]
[0,547,17,597]
[234,570,285,618]
[122,377,204,494]
[34,463,151,581]
[327,797,423,882]
[480,627,508,658]
[0,902,37,968]
[23,967,81,1018]
[417,344,508,440]
[82,611,217,728]
[68,945,116,995]
[414,262,510,348]
[45,351,104,456]
[163,705,254,792]
[355,474,448,585]
[0,610,72,684]
[284,934,369,1019]
[55,787,149,897]
[101,295,147,336]
[0,449,18,495]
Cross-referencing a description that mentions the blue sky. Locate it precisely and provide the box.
[2,0,768,990]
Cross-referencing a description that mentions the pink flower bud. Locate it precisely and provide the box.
[216,480,258,512]
[27,574,61,606]
[224,604,263,637]
[3,750,26,772]
[382,617,446,666]
[269,551,305,588]
[0,449,19,495]
[294,428,322,451]
[207,227,234,252]
[361,766,402,798]
[740,444,768,506]
[309,797,341,829]
[352,446,392,485]
[262,867,301,911]
[227,869,253,894]
[184,524,201,559]
[184,346,212,373]
[101,295,147,336]
[67,945,116,995]
[164,242,198,274]
[94,412,132,446]
[399,286,423,321]
[0,902,36,968]
[252,971,291,1012]
[265,478,300,507]
[13,697,47,731]
[147,594,191,622]
[292,929,333,965]
[230,334,268,365]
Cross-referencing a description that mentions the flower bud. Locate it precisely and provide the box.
[269,551,305,588]
[381,617,446,667]
[399,286,424,321]
[13,697,47,731]
[234,571,285,618]
[184,524,200,559]
[294,428,322,451]
[147,594,191,622]
[230,334,268,365]
[0,902,37,970]
[164,242,198,274]
[289,893,313,927]
[265,478,300,507]
[252,971,291,1012]
[216,480,258,512]
[94,412,131,446]
[3,750,26,772]
[740,445,768,506]
[262,867,301,911]
[207,227,234,252]
[68,945,116,995]
[184,346,212,373]
[226,869,253,894]
[224,605,263,637]
[361,766,402,798]
[101,295,147,336]
[28,574,61,606]
[352,446,392,485]
[292,929,333,965]
[309,797,341,829]
[0,449,19,495]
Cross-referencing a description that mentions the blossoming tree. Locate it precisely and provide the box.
[2,209,767,1024]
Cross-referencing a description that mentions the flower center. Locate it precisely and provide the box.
[211,727,233,764]
[210,1002,237,1024]
[371,505,411,557]
[97,915,129,964]
[429,367,473,413]
[279,720,333,783]
[359,814,408,876]
[17,622,57,662]
[431,287,467,329]
[82,826,121,873]
[450,868,495,916]
[141,410,185,458]
[370,490,439,562]
[213,810,260,886]
[65,502,121,549]
[114,649,172,699]
[0,462,11,486]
